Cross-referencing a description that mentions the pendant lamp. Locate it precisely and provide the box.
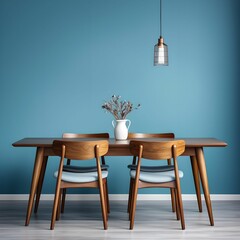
[154,0,168,66]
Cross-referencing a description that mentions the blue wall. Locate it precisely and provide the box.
[0,0,239,194]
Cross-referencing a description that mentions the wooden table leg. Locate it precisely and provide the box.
[34,156,48,213]
[195,147,214,226]
[25,147,44,226]
[190,156,202,212]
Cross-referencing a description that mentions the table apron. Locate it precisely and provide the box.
[44,146,196,157]
[44,148,55,156]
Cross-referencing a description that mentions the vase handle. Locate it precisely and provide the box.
[112,120,116,128]
[126,119,131,130]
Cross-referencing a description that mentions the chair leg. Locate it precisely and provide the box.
[50,184,61,230]
[129,179,135,220]
[99,179,108,230]
[60,159,71,213]
[127,178,134,213]
[102,181,108,221]
[168,159,176,213]
[174,188,180,220]
[61,188,67,213]
[105,180,110,214]
[129,180,138,230]
[175,183,185,230]
[56,189,62,221]
[128,158,137,214]
[129,180,134,222]
[170,188,176,213]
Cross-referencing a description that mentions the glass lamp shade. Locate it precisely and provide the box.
[154,36,168,66]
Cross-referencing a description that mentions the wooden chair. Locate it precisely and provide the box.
[128,140,185,230]
[61,133,110,213]
[50,140,109,230]
[62,133,109,167]
[127,133,176,212]
[33,133,110,214]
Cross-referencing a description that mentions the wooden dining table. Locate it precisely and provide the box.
[12,137,227,227]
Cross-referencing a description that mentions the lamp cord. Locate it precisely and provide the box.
[160,0,162,37]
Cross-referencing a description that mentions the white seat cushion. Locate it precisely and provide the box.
[54,170,108,183]
[130,170,183,183]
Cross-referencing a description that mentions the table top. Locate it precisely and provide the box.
[12,137,228,148]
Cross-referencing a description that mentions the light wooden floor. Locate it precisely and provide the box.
[0,200,239,239]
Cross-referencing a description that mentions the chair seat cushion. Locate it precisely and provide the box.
[130,170,183,183]
[128,164,174,172]
[63,164,109,173]
[54,170,108,183]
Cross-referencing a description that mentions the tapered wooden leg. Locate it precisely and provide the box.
[50,184,61,230]
[130,180,138,230]
[102,181,108,220]
[174,189,180,220]
[168,159,176,212]
[175,181,185,230]
[190,156,202,212]
[61,159,71,213]
[129,181,134,222]
[128,179,134,221]
[170,189,176,212]
[105,180,110,214]
[196,147,214,226]
[34,156,48,213]
[61,189,66,213]
[56,189,62,221]
[99,179,108,230]
[127,178,134,213]
[25,147,44,226]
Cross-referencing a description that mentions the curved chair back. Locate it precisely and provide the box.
[62,133,109,164]
[128,132,174,139]
[129,140,185,160]
[53,140,109,160]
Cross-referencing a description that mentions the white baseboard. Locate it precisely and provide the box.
[0,194,240,201]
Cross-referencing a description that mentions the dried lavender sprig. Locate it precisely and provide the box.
[102,95,140,120]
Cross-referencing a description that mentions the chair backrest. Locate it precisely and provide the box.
[128,132,174,139]
[62,133,109,139]
[129,140,185,160]
[52,140,109,160]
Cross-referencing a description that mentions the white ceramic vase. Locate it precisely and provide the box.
[112,119,131,140]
